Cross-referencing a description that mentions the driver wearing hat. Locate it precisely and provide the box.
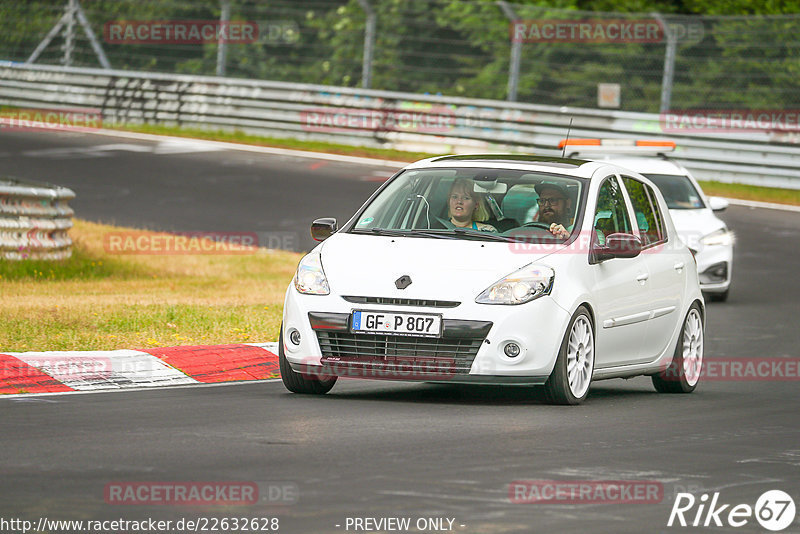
[534,181,573,239]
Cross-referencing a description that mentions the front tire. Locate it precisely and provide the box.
[279,327,337,394]
[543,306,595,405]
[652,304,703,393]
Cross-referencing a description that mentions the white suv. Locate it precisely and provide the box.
[560,139,733,302]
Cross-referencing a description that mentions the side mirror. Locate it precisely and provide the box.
[708,196,729,212]
[311,218,337,241]
[591,233,642,263]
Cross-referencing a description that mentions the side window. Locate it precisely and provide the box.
[622,176,667,246]
[647,183,668,242]
[594,176,632,245]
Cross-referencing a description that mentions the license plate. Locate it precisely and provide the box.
[351,310,442,338]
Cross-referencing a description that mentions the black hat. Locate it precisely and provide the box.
[534,180,569,199]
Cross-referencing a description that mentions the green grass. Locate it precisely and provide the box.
[0,247,148,281]
[0,220,299,352]
[698,180,800,206]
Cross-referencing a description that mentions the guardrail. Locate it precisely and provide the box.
[1,62,798,189]
[0,177,75,260]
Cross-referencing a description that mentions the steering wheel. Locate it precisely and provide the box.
[521,222,553,230]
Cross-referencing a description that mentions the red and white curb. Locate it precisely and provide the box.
[0,342,279,396]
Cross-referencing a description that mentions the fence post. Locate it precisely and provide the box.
[62,0,77,66]
[216,0,231,76]
[654,13,676,113]
[28,0,111,69]
[498,1,521,102]
[357,0,376,89]
[75,1,111,69]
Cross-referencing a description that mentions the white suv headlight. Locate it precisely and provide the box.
[701,228,734,247]
[476,264,554,305]
[294,252,330,295]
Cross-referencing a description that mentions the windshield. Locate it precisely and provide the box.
[643,173,706,210]
[347,168,586,243]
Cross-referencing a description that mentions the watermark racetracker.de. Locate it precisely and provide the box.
[661,357,800,382]
[661,109,800,133]
[509,480,664,504]
[104,481,298,506]
[0,108,102,132]
[509,18,703,44]
[301,105,456,134]
[104,20,258,44]
[295,355,459,382]
[104,19,299,45]
[102,231,298,255]
[511,19,664,43]
[3,354,114,382]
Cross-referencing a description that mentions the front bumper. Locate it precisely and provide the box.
[695,244,733,293]
[282,288,571,385]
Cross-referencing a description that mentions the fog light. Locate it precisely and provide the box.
[288,329,301,346]
[503,342,521,358]
[699,262,728,284]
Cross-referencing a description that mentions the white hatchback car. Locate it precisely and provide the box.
[280,155,705,404]
[560,139,734,301]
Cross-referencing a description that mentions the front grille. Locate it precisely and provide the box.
[316,331,483,376]
[342,296,460,308]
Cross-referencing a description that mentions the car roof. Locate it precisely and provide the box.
[404,154,605,179]
[577,155,687,175]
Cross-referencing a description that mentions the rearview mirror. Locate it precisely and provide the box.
[311,218,337,241]
[474,181,508,194]
[590,233,642,263]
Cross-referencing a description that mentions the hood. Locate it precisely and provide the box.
[668,208,727,248]
[317,232,564,299]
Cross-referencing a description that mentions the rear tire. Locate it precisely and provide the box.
[543,306,594,405]
[279,326,337,394]
[652,303,703,393]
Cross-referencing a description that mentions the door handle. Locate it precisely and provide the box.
[674,262,685,272]
[636,273,649,283]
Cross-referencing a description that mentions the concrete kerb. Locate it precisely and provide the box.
[0,342,280,397]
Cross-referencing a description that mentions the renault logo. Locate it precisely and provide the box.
[395,275,412,290]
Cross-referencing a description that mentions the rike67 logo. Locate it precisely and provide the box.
[668,490,796,531]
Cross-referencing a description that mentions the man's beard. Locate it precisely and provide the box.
[540,209,558,224]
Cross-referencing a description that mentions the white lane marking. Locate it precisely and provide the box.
[8,350,197,390]
[722,197,800,213]
[245,342,279,353]
[77,128,409,168]
[22,143,151,158]
[21,140,224,158]
[152,139,225,154]
[0,378,283,400]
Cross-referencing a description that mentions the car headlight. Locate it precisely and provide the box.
[476,264,554,305]
[294,252,330,295]
[701,228,734,247]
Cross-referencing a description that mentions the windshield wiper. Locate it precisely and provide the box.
[423,228,518,243]
[352,227,518,242]
[351,228,456,239]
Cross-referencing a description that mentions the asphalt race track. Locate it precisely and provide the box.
[2,130,799,533]
[0,130,394,251]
